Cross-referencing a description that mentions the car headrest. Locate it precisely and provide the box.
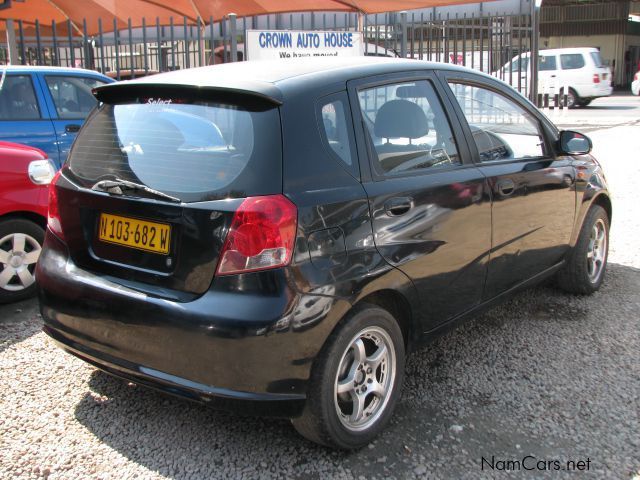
[374,99,428,139]
[147,118,185,148]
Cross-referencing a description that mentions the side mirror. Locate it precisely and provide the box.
[559,130,592,155]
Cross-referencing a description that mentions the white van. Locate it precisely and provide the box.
[496,47,612,107]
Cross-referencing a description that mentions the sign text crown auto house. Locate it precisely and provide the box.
[246,30,364,61]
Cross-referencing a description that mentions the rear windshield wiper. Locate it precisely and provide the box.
[92,178,181,203]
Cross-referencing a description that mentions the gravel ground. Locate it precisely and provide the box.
[1,120,639,479]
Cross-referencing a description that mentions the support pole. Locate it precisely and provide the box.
[529,0,541,104]
[5,19,18,64]
[228,13,237,62]
[400,11,407,59]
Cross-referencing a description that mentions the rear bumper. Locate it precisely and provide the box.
[37,232,345,417]
[578,83,612,99]
[43,325,305,417]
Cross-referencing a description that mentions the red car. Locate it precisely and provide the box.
[0,141,55,303]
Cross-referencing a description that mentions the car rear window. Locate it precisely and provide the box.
[590,51,604,68]
[66,100,282,202]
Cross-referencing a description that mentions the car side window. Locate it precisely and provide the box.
[80,77,108,90]
[0,75,41,120]
[319,94,355,168]
[539,55,557,71]
[448,83,546,162]
[357,80,460,176]
[560,54,585,70]
[45,75,106,120]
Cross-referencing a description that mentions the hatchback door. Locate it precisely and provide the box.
[40,74,110,164]
[349,72,491,330]
[0,72,59,165]
[442,73,575,299]
[55,87,283,297]
[588,50,612,87]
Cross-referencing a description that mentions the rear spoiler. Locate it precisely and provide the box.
[92,82,284,108]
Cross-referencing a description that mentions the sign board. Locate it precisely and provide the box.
[246,30,364,61]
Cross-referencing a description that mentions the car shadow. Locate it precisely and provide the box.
[74,369,349,475]
[72,262,639,478]
[581,105,636,110]
[0,297,42,354]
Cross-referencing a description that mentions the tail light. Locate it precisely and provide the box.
[635,72,639,81]
[47,171,64,240]
[592,74,600,84]
[216,195,297,275]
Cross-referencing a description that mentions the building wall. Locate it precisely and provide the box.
[624,33,640,83]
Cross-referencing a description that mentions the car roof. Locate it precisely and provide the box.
[114,57,472,84]
[0,65,111,78]
[539,47,599,55]
[94,57,486,104]
[518,47,600,58]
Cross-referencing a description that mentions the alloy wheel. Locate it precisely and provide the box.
[333,326,396,432]
[0,233,42,292]
[586,218,607,283]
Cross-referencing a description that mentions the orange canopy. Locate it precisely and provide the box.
[2,0,489,36]
[1,0,200,36]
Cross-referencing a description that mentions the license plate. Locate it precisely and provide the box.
[98,213,171,254]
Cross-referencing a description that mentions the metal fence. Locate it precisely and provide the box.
[1,10,537,99]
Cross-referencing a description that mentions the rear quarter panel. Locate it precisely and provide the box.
[0,143,49,219]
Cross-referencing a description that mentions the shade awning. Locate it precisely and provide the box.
[2,0,493,36]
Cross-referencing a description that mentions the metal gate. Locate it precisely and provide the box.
[2,10,536,98]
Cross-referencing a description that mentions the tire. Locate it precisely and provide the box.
[556,205,609,295]
[292,304,405,449]
[0,218,45,304]
[561,88,580,109]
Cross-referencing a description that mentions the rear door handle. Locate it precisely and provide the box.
[496,179,515,196]
[384,197,413,216]
[65,124,81,133]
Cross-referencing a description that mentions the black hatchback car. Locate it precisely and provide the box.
[37,58,611,449]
